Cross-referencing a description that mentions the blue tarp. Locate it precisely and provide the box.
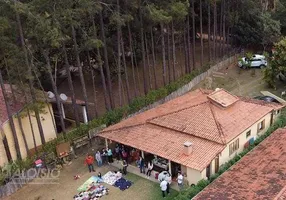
[113,178,132,191]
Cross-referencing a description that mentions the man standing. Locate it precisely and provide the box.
[177,172,184,190]
[85,154,95,172]
[121,159,128,175]
[160,179,168,198]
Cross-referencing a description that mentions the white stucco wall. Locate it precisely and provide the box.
[219,112,272,166]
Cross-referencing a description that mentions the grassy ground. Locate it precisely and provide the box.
[103,173,178,200]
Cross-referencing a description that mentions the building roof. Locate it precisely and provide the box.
[99,88,281,170]
[193,128,286,200]
[101,124,225,171]
[0,84,25,126]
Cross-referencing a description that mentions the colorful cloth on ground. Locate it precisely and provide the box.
[74,184,108,200]
[77,176,103,192]
[102,171,120,185]
[114,178,132,191]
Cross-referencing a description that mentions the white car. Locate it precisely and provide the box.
[238,54,268,69]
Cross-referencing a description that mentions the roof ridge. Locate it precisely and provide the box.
[100,123,143,134]
[147,123,226,146]
[146,100,209,123]
[209,102,226,144]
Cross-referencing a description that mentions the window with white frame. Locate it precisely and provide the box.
[257,120,265,133]
[246,130,251,138]
[229,139,239,156]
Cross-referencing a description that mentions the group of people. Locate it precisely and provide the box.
[159,171,184,198]
[84,148,113,173]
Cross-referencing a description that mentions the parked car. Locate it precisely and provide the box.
[277,72,286,82]
[254,96,280,103]
[238,54,267,69]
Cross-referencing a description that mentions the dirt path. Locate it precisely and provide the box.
[193,63,286,97]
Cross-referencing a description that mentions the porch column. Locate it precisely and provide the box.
[82,106,88,124]
[105,139,108,149]
[61,103,66,119]
[168,160,172,175]
[141,151,145,159]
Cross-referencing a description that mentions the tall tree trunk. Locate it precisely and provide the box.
[208,0,211,62]
[5,64,29,156]
[192,0,196,70]
[121,35,131,103]
[187,15,191,73]
[116,0,123,106]
[62,45,80,126]
[99,10,114,109]
[15,64,37,153]
[223,0,227,56]
[91,17,111,112]
[171,20,176,80]
[127,23,138,97]
[167,25,171,83]
[42,51,66,133]
[219,0,223,57]
[145,32,152,89]
[31,58,58,134]
[160,23,167,86]
[87,51,99,118]
[140,5,148,94]
[0,71,21,159]
[200,0,204,67]
[184,25,189,75]
[91,68,99,118]
[15,2,45,144]
[213,0,217,60]
[150,28,158,89]
[133,41,142,95]
[71,25,89,122]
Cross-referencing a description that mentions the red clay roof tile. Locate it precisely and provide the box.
[99,88,280,171]
[193,128,286,200]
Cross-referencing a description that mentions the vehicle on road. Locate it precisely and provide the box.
[254,96,280,103]
[238,54,267,69]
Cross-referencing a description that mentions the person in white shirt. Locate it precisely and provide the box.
[177,172,184,190]
[146,161,153,178]
[160,180,168,198]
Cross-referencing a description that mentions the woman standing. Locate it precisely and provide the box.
[95,151,102,167]
[146,161,153,178]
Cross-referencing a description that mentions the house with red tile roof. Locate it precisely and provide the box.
[98,88,284,185]
[193,128,286,200]
[0,84,58,166]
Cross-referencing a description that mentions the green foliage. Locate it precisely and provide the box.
[263,37,286,88]
[147,4,172,24]
[174,109,286,200]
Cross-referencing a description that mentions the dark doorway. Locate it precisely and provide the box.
[171,161,181,178]
[270,112,274,125]
[215,157,219,173]
[206,164,211,179]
